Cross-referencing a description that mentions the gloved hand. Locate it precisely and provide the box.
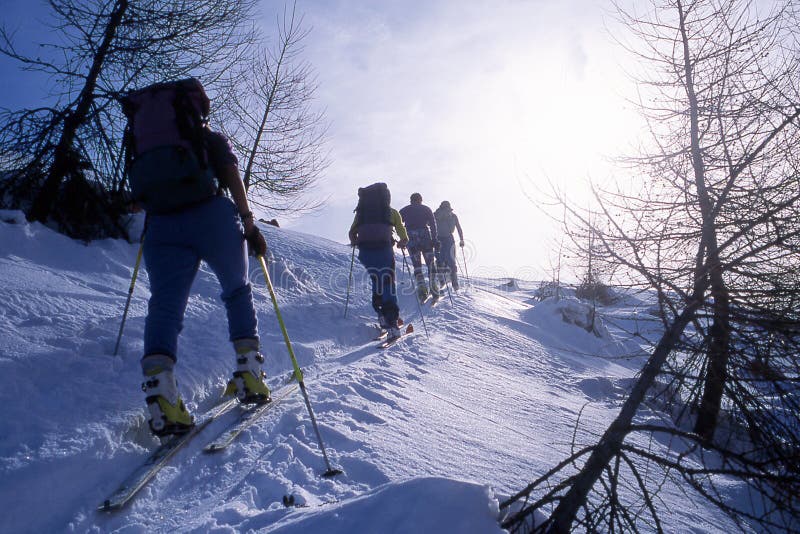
[397,238,409,249]
[245,226,268,256]
[459,240,465,247]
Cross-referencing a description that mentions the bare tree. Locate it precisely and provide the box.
[221,1,328,215]
[573,210,617,335]
[0,0,258,239]
[502,0,800,531]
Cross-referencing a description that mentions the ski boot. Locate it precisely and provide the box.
[386,325,402,342]
[430,278,441,299]
[438,273,448,291]
[141,356,193,437]
[416,284,430,303]
[226,341,271,404]
[376,315,389,337]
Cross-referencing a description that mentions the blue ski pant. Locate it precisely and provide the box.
[142,196,258,365]
[358,246,399,327]
[436,236,458,280]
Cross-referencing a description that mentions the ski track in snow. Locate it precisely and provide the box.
[0,214,746,533]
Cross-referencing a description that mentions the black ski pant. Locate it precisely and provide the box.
[435,236,458,287]
[408,244,438,295]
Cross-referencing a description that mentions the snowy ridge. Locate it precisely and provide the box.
[0,213,742,533]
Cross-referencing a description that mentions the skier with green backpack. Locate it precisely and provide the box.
[119,78,271,437]
[348,182,408,342]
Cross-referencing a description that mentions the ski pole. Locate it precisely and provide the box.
[433,249,453,304]
[402,249,429,338]
[257,255,342,478]
[400,242,412,288]
[460,245,470,287]
[445,273,454,305]
[113,233,145,356]
[344,245,355,318]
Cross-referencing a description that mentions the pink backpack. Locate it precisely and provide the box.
[120,78,218,214]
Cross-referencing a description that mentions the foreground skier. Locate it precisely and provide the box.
[121,78,272,437]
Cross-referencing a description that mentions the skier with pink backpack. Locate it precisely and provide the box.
[119,78,271,436]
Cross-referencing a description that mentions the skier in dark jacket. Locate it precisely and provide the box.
[434,200,465,290]
[349,183,409,341]
[399,193,439,302]
[140,126,271,437]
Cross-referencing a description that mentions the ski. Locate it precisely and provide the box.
[377,323,414,349]
[430,295,441,306]
[373,317,405,340]
[203,382,299,453]
[98,396,238,512]
[374,329,388,341]
[378,336,402,349]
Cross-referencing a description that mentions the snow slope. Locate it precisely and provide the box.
[0,212,746,533]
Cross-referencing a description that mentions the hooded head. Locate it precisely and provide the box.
[410,192,422,204]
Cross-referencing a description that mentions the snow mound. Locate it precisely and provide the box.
[527,296,611,339]
[264,477,504,534]
[0,209,26,224]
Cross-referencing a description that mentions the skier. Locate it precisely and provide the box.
[399,192,439,303]
[348,182,408,341]
[123,79,272,437]
[434,200,465,290]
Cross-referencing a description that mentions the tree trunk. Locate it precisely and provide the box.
[693,258,731,441]
[547,301,704,532]
[242,44,287,191]
[27,0,129,223]
[675,0,732,443]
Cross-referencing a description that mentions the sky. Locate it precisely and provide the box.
[278,0,644,279]
[0,208,753,532]
[0,0,645,279]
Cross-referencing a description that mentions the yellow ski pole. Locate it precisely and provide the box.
[257,255,342,477]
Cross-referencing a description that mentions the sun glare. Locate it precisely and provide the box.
[428,42,639,277]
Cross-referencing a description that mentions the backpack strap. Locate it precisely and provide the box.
[172,88,208,169]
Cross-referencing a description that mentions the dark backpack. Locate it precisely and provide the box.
[355,182,391,225]
[353,182,394,248]
[119,78,218,214]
